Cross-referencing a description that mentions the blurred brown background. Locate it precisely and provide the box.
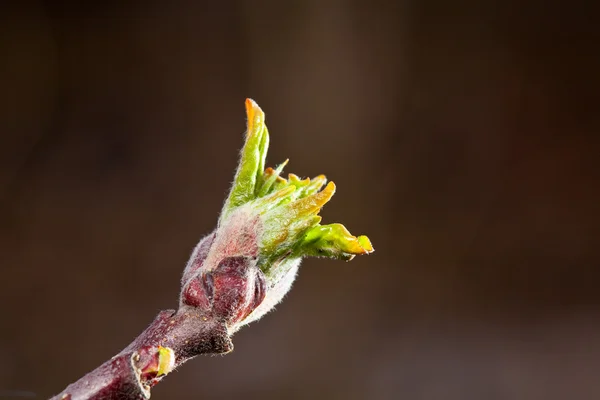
[1,0,599,399]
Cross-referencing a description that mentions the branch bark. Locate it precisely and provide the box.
[51,308,233,400]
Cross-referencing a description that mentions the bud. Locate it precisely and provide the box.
[180,99,373,333]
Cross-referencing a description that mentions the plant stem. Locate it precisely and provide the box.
[51,307,233,400]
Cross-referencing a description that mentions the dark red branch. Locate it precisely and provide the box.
[51,307,233,400]
[50,244,265,400]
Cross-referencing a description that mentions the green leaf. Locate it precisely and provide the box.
[220,99,269,221]
[219,98,373,276]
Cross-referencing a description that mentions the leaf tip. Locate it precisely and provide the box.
[357,235,374,253]
[245,98,264,134]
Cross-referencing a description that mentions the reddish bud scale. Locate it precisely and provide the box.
[181,233,215,285]
[137,346,161,382]
[180,274,212,309]
[181,255,267,328]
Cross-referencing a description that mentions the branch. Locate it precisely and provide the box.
[51,308,232,400]
[51,99,373,400]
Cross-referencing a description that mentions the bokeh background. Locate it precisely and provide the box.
[1,1,599,399]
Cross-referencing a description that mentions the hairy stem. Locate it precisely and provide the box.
[51,308,233,400]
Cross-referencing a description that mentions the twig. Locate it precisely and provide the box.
[51,307,232,400]
[51,99,373,400]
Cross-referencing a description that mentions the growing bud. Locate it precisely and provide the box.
[50,99,372,400]
[180,99,373,333]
